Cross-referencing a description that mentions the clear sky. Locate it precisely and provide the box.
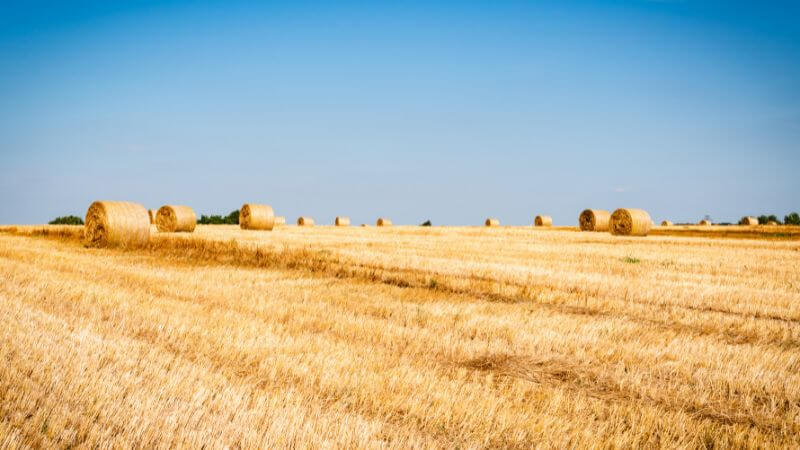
[1,1,798,225]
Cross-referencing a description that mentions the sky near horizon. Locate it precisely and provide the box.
[1,1,798,225]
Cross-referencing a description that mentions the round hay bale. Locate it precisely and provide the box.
[609,208,652,236]
[485,218,500,227]
[274,216,286,226]
[698,219,711,226]
[660,220,674,226]
[767,220,778,226]
[84,201,150,248]
[739,216,758,226]
[376,218,392,227]
[156,205,196,233]
[297,216,315,226]
[335,216,350,226]
[534,215,552,227]
[240,204,275,230]
[579,209,610,232]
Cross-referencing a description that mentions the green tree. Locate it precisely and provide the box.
[49,215,84,225]
[785,212,800,225]
[197,210,239,225]
[226,209,239,225]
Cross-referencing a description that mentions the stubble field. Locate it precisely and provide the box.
[1,224,799,448]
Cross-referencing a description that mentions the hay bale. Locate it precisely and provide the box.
[739,216,758,226]
[609,208,652,236]
[84,201,150,248]
[297,216,315,226]
[485,218,500,227]
[698,219,711,226]
[156,205,196,233]
[534,215,552,227]
[148,209,156,224]
[768,220,778,226]
[274,216,286,226]
[335,216,350,226]
[660,220,674,226]
[376,218,392,227]
[240,204,275,230]
[579,209,610,232]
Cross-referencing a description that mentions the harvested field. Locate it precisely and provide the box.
[0,224,799,448]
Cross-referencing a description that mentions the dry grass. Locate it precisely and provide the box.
[1,224,799,448]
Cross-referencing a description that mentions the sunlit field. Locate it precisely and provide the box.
[1,224,799,448]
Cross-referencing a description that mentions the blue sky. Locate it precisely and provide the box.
[1,1,798,225]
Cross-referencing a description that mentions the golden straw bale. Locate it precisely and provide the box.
[274,216,286,226]
[240,204,275,230]
[376,218,392,227]
[485,218,500,227]
[609,208,652,236]
[739,216,758,226]
[297,216,315,226]
[699,219,711,226]
[534,215,552,227]
[335,216,350,226]
[156,205,196,233]
[84,201,150,248]
[660,220,674,226]
[767,221,778,226]
[579,209,610,231]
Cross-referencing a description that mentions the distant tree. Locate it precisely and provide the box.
[421,220,432,226]
[49,215,84,225]
[757,214,780,225]
[226,209,239,225]
[197,210,239,225]
[785,212,800,225]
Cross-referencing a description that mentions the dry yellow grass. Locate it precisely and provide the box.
[1,224,799,448]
